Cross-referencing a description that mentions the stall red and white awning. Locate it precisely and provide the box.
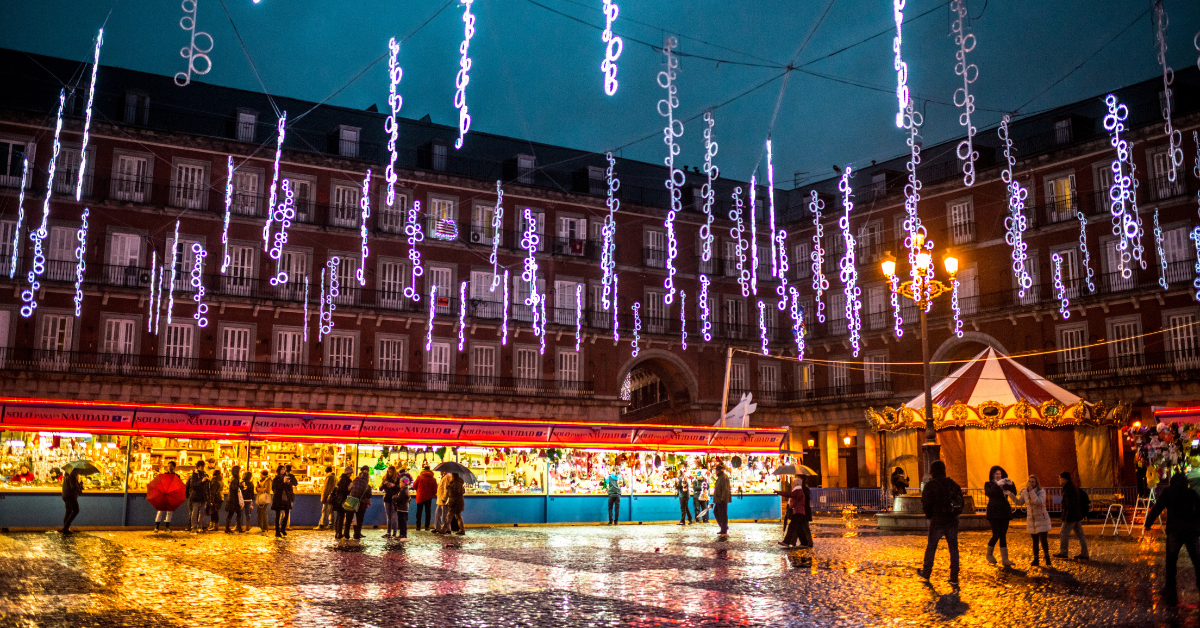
[906,347,1082,410]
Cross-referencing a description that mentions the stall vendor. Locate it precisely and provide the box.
[11,465,35,482]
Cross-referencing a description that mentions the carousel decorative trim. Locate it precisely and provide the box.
[865,399,1129,432]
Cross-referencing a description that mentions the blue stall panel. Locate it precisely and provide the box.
[0,492,125,528]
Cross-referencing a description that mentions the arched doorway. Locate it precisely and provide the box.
[616,350,699,421]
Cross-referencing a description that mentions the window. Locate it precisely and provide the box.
[331,184,360,228]
[515,347,540,385]
[113,154,150,202]
[379,260,408,309]
[1103,239,1135,292]
[644,230,666,268]
[471,202,498,245]
[512,273,544,322]
[1052,247,1081,298]
[46,226,75,281]
[949,199,975,244]
[232,171,260,216]
[326,333,356,380]
[431,141,448,171]
[428,197,458,238]
[857,221,884,262]
[332,255,359,305]
[645,290,667,334]
[588,166,605,195]
[338,126,360,159]
[864,353,889,390]
[870,172,888,197]
[1167,313,1199,367]
[724,240,740,277]
[236,111,257,142]
[377,337,406,377]
[171,162,207,210]
[556,350,580,389]
[101,317,136,370]
[957,267,978,314]
[829,292,847,335]
[469,270,503,318]
[1151,150,1186,201]
[1045,174,1076,223]
[1017,250,1041,306]
[1108,317,1143,370]
[428,266,453,314]
[0,140,28,187]
[123,91,150,124]
[729,362,747,394]
[553,280,581,325]
[428,342,452,391]
[1163,226,1192,282]
[794,243,811,279]
[758,363,778,401]
[379,190,409,234]
[108,231,144,286]
[166,234,201,291]
[220,326,252,377]
[471,344,497,379]
[0,220,16,276]
[1053,118,1073,145]
[519,209,546,252]
[163,323,194,370]
[282,177,312,221]
[274,329,305,377]
[830,362,850,392]
[54,147,83,196]
[1058,324,1088,376]
[223,245,255,296]
[867,285,886,330]
[556,216,588,256]
[39,314,73,361]
[724,298,746,339]
[797,363,814,392]
[517,154,535,184]
[276,249,308,300]
[0,310,8,367]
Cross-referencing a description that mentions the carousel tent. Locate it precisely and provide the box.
[867,348,1127,489]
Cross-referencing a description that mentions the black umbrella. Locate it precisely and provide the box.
[434,461,477,484]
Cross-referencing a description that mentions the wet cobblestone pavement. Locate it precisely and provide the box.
[1,522,1198,627]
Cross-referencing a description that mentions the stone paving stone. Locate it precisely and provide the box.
[462,545,732,572]
[0,557,102,595]
[0,609,184,628]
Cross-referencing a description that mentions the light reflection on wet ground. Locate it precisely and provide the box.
[1,522,1197,627]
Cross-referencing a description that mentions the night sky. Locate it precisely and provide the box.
[2,0,1198,186]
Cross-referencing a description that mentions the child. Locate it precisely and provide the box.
[395,476,412,542]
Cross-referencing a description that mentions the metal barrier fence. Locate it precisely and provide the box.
[809,486,1139,515]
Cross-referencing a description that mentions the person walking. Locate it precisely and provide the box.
[605,469,624,525]
[1145,473,1200,605]
[692,470,710,523]
[1017,475,1053,567]
[61,467,83,534]
[380,466,401,538]
[348,466,373,539]
[205,469,223,532]
[1054,471,1089,560]
[447,473,466,536]
[414,465,437,532]
[433,470,453,534]
[394,476,412,541]
[154,461,180,532]
[254,470,271,533]
[271,465,293,538]
[223,465,244,533]
[984,465,1017,567]
[774,474,813,548]
[332,466,353,539]
[918,460,963,585]
[282,465,298,532]
[713,464,732,538]
[316,466,336,531]
[240,471,254,522]
[675,469,693,525]
[185,460,208,532]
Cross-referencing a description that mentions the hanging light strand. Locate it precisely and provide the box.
[22,90,66,318]
[757,300,769,356]
[76,28,103,202]
[9,157,27,279]
[1104,94,1135,279]
[190,242,208,327]
[699,112,718,263]
[147,250,158,333]
[501,268,510,345]
[837,168,863,356]
[731,187,750,297]
[766,140,778,278]
[73,208,89,317]
[357,169,371,286]
[699,274,712,342]
[166,220,180,326]
[601,153,619,308]
[1154,209,1168,290]
[950,0,979,187]
[774,229,789,311]
[630,302,641,357]
[889,274,904,338]
[425,284,437,351]
[998,115,1032,296]
[262,112,287,252]
[458,280,467,351]
[659,35,682,305]
[891,0,908,128]
[575,283,583,351]
[384,37,402,208]
[749,176,758,296]
[600,0,622,95]
[951,273,967,334]
[679,290,687,350]
[221,155,233,273]
[809,191,828,323]
[453,0,475,149]
[490,180,504,291]
[1077,211,1096,293]
[788,286,805,359]
[404,200,425,300]
[267,180,295,285]
[1051,252,1070,320]
[1154,3,1184,184]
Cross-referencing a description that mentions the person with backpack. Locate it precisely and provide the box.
[692,470,711,523]
[983,465,1017,567]
[918,460,963,585]
[185,460,207,533]
[347,466,373,539]
[675,469,693,525]
[605,469,624,525]
[1016,475,1053,567]
[1144,473,1200,605]
[1054,471,1089,560]
[332,466,353,539]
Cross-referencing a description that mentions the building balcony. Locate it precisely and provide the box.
[1043,350,1200,384]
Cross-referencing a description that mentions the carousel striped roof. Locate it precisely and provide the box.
[906,347,1082,410]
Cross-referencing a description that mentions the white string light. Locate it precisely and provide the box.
[76,28,103,202]
[154,261,164,335]
[749,175,758,296]
[1154,3,1184,184]
[538,299,547,355]
[630,302,641,357]
[600,0,622,95]
[950,0,979,187]
[611,272,620,342]
[679,289,687,350]
[166,221,180,326]
[699,274,712,342]
[262,112,287,252]
[809,191,828,323]
[9,157,27,278]
[658,35,682,305]
[175,0,213,87]
[837,168,862,356]
[998,116,1032,296]
[1077,212,1096,293]
[501,268,510,345]
[425,284,437,351]
[1129,160,1147,271]
[775,229,789,311]
[22,90,65,319]
[453,0,475,149]
[889,274,903,338]
[221,155,232,273]
[404,200,425,300]
[458,280,467,351]
[147,250,157,333]
[318,267,326,342]
[73,208,88,317]
[321,258,340,340]
[730,187,750,297]
[1104,94,1135,279]
[267,180,295,285]
[1191,227,1200,301]
[951,274,967,334]
[357,169,371,286]
[575,283,583,351]
[521,208,547,355]
[1154,209,1168,290]
[901,98,932,306]
[190,242,208,327]
[601,153,619,308]
[757,300,769,356]
[384,37,402,209]
[699,112,718,264]
[303,275,309,343]
[490,180,504,291]
[1051,252,1070,320]
[767,140,778,278]
[891,0,908,128]
[788,286,805,359]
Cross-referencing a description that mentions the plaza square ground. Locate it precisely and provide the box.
[0,520,1197,627]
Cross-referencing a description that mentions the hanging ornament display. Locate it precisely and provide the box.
[490,180,504,291]
[1104,94,1135,279]
[601,153,619,308]
[425,284,437,351]
[1154,209,1168,290]
[453,0,475,149]
[22,90,65,319]
[1077,211,1096,293]
[175,0,213,87]
[154,260,165,335]
[658,35,682,305]
[699,111,718,264]
[678,290,687,350]
[404,200,425,300]
[951,274,966,336]
[611,272,620,342]
[147,251,158,333]
[76,28,103,202]
[166,221,180,326]
[788,286,805,359]
[190,243,208,327]
[303,275,310,343]
[501,268,510,345]
[521,209,547,355]
[320,258,340,340]
[901,98,932,309]
[950,0,979,186]
[630,302,641,357]
[809,191,828,323]
[600,0,622,95]
[837,168,862,356]
[699,274,712,342]
[458,280,467,351]
[730,187,750,297]
[268,180,295,285]
[73,209,88,317]
[889,274,903,337]
[575,283,583,351]
[357,169,371,286]
[749,176,758,296]
[891,0,908,128]
[1051,252,1070,320]
[221,155,233,273]
[9,157,27,278]
[384,37,403,209]
[998,115,1032,296]
[775,229,789,311]
[1154,2,1184,184]
[262,112,287,251]
[757,300,769,356]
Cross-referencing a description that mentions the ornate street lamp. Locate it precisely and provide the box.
[880,232,959,487]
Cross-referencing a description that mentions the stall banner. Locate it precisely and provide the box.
[549,425,635,446]
[634,429,712,448]
[134,411,254,435]
[2,404,135,431]
[360,419,461,441]
[458,423,550,443]
[250,415,362,438]
[708,431,787,449]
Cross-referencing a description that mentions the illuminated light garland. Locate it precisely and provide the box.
[600,153,619,308]
[404,200,425,300]
[501,268,510,345]
[767,140,778,278]
[267,180,295,285]
[889,274,903,338]
[76,28,102,202]
[154,261,164,335]
[788,286,805,359]
[809,191,828,322]
[1051,252,1070,320]
[190,242,208,327]
[950,0,979,187]
[318,268,326,342]
[320,258,341,341]
[521,208,547,355]
[221,156,232,273]
[998,115,1032,296]
[9,157,27,278]
[757,300,769,356]
[262,112,287,252]
[1129,160,1147,271]
[951,274,967,334]
[837,168,863,356]
[538,299,547,355]
[699,112,718,263]
[678,290,687,350]
[699,274,712,342]
[490,180,504,291]
[432,218,458,241]
[658,35,683,305]
[901,98,933,307]
[1154,209,1168,290]
[749,176,758,296]
[73,208,88,317]
[453,0,475,149]
[384,37,402,209]
[425,284,437,351]
[1104,94,1135,279]
[1077,212,1096,293]
[458,280,467,351]
[303,275,309,343]
[1191,227,1200,301]
[1154,3,1184,184]
[575,283,583,351]
[147,251,157,332]
[600,0,622,95]
[166,221,180,326]
[611,272,620,342]
[892,0,908,128]
[730,187,750,297]
[22,90,66,319]
[357,169,372,286]
[175,0,213,87]
[630,302,641,358]
[775,229,789,311]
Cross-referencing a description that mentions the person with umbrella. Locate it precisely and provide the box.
[446,472,466,536]
[60,462,88,534]
[772,464,815,548]
[149,461,184,532]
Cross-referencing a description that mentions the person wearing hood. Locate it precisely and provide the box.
[414,465,438,532]
[983,465,1017,567]
[773,474,812,547]
[918,460,963,585]
[1145,473,1200,605]
[332,466,354,539]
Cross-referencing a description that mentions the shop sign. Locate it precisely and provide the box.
[707,430,786,449]
[458,423,550,443]
[134,411,253,434]
[2,405,135,430]
[549,425,634,445]
[250,415,362,437]
[634,429,711,447]
[359,419,461,441]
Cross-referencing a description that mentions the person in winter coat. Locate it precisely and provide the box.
[154,461,179,532]
[1145,472,1200,605]
[271,465,294,538]
[380,467,401,538]
[984,465,1018,567]
[61,468,83,534]
[712,464,733,537]
[434,471,453,534]
[692,471,711,523]
[394,476,412,541]
[1054,471,1089,560]
[185,460,208,532]
[414,466,438,532]
[241,471,254,521]
[605,470,624,525]
[332,466,353,539]
[348,466,373,539]
[254,470,271,532]
[223,465,245,533]
[918,460,963,585]
[205,469,224,532]
[773,474,813,547]
[675,470,693,525]
[446,473,466,536]
[1015,475,1052,567]
[890,467,909,499]
[316,466,336,531]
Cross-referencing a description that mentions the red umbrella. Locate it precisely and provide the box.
[146,473,187,512]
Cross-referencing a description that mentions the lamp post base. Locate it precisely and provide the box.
[920,441,942,489]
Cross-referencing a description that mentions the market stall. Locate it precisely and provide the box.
[0,397,787,529]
